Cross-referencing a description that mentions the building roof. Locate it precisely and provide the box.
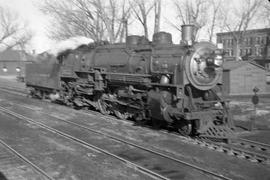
[0,49,34,62]
[0,49,21,61]
[217,28,270,36]
[223,60,266,71]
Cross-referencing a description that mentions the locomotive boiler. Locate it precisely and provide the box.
[25,25,234,141]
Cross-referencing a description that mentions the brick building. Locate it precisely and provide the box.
[216,28,270,68]
[0,49,33,77]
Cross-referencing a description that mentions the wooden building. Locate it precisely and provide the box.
[222,61,270,96]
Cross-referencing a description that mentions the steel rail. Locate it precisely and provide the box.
[237,138,270,148]
[0,105,232,180]
[0,138,54,180]
[1,86,269,166]
[197,138,270,164]
[0,106,169,180]
[0,86,26,96]
[19,104,232,180]
[1,86,269,165]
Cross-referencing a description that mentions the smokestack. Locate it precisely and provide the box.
[181,24,195,46]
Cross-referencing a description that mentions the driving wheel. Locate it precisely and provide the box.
[97,98,111,115]
[176,120,192,136]
[114,110,129,120]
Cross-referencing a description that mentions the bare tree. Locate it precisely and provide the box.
[259,1,270,26]
[171,0,208,39]
[206,0,222,42]
[0,6,32,51]
[131,0,155,39]
[40,0,131,43]
[94,0,132,43]
[40,0,102,41]
[220,0,263,60]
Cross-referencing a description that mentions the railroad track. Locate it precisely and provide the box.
[77,108,270,165]
[0,105,232,180]
[194,137,269,164]
[0,138,53,180]
[234,138,270,154]
[0,86,270,166]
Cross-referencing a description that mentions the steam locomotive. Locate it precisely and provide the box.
[25,25,234,141]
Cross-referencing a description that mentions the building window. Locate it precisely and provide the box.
[226,49,234,56]
[256,37,261,44]
[225,39,234,47]
[246,37,253,45]
[261,37,266,44]
[247,48,252,55]
[258,48,263,56]
[266,75,270,84]
[225,49,229,56]
[265,63,270,70]
[245,48,248,55]
[244,38,249,45]
[255,47,259,56]
[266,63,270,70]
[249,37,253,45]
[222,39,226,46]
[228,39,233,46]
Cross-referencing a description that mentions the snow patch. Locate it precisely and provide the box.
[256,110,270,116]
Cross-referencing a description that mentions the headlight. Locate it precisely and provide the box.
[2,67,7,72]
[16,67,21,72]
[214,55,223,67]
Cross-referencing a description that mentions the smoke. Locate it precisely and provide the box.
[46,36,94,56]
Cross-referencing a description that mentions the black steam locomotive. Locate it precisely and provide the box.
[25,25,234,140]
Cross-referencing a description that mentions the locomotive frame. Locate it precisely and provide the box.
[25,25,235,141]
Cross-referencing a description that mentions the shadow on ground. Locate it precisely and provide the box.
[0,171,8,180]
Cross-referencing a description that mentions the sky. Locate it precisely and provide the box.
[0,0,268,53]
[0,0,192,53]
[0,0,53,53]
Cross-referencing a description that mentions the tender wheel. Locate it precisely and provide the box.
[151,118,164,129]
[114,110,129,120]
[176,121,192,136]
[97,99,111,115]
